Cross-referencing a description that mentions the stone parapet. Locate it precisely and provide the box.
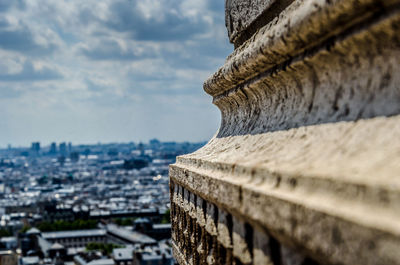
[170,0,400,264]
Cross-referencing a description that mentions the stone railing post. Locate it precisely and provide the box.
[170,0,400,264]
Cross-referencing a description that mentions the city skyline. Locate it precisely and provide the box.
[1,138,208,150]
[1,138,206,150]
[0,0,232,147]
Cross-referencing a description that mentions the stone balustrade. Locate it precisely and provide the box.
[170,0,400,264]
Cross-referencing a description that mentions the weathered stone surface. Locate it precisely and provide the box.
[232,217,252,264]
[210,0,400,97]
[217,209,233,249]
[281,246,305,265]
[252,228,273,265]
[171,0,400,264]
[226,0,295,47]
[205,202,218,236]
[172,115,400,264]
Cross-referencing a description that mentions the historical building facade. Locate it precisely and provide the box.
[170,0,400,264]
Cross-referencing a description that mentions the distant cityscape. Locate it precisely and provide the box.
[0,140,206,265]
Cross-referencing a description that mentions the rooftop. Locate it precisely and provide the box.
[112,247,133,261]
[42,229,106,239]
[106,225,156,245]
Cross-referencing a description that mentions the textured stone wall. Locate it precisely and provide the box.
[170,0,400,264]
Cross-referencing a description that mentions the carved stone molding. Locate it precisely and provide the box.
[170,0,400,264]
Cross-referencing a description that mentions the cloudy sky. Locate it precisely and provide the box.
[0,0,232,148]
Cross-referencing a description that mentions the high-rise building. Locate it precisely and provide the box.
[68,142,72,153]
[59,142,67,156]
[31,142,40,153]
[49,143,57,154]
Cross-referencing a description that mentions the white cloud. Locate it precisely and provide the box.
[0,0,231,147]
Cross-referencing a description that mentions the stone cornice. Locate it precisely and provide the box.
[205,0,400,98]
[211,6,400,138]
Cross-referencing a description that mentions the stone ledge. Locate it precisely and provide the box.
[170,115,400,265]
[171,0,400,264]
[206,0,400,98]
